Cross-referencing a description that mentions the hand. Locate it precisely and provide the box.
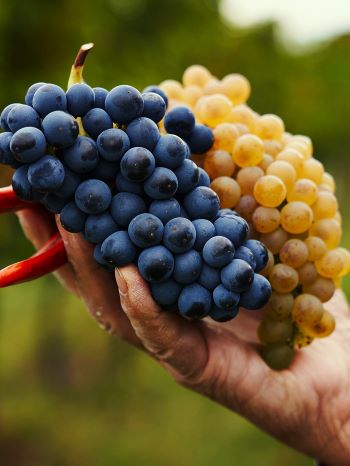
[115,264,350,466]
[16,208,140,346]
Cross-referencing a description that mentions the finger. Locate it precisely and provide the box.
[16,208,77,293]
[115,264,209,381]
[57,220,140,346]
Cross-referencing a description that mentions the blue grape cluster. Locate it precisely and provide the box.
[0,81,271,321]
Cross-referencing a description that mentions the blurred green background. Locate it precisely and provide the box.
[1,1,350,465]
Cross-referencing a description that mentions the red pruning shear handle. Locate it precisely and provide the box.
[0,186,68,288]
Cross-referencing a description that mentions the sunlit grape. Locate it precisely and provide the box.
[203,78,224,96]
[266,160,297,191]
[183,65,212,88]
[197,94,232,127]
[236,166,264,195]
[279,238,308,268]
[300,158,324,185]
[286,178,318,205]
[299,310,335,338]
[232,134,264,168]
[276,148,304,176]
[312,192,338,220]
[235,194,258,221]
[286,140,311,160]
[212,122,240,152]
[183,85,203,107]
[210,176,241,208]
[204,150,235,179]
[254,175,287,208]
[315,249,345,278]
[221,73,251,104]
[309,218,342,249]
[159,79,184,100]
[257,114,285,141]
[259,153,274,171]
[280,201,313,234]
[303,275,336,302]
[227,104,258,132]
[252,206,280,233]
[263,140,283,157]
[269,263,299,293]
[293,135,313,158]
[304,236,327,261]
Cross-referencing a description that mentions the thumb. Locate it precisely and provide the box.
[115,264,209,382]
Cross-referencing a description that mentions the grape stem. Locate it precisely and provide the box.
[67,42,94,89]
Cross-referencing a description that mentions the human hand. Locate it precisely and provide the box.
[115,264,350,466]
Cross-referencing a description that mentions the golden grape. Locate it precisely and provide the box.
[286,178,318,205]
[221,73,251,104]
[227,104,258,132]
[263,140,283,158]
[182,65,212,88]
[259,153,274,171]
[232,134,264,167]
[294,331,314,348]
[315,249,345,278]
[183,85,203,107]
[269,263,299,293]
[299,310,335,338]
[312,192,338,220]
[300,158,324,184]
[266,160,297,191]
[212,123,240,152]
[210,176,241,208]
[204,150,235,179]
[276,148,304,176]
[321,172,336,193]
[309,219,342,249]
[260,228,289,255]
[297,262,318,286]
[292,294,324,327]
[257,114,285,140]
[280,201,313,234]
[252,206,280,233]
[198,94,232,127]
[279,238,309,268]
[304,236,327,261]
[236,166,264,195]
[254,175,287,208]
[337,247,350,277]
[303,276,335,302]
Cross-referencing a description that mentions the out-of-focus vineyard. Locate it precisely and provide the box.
[0,1,349,465]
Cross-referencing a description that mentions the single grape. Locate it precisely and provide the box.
[221,259,254,292]
[183,65,212,88]
[60,202,87,233]
[75,179,112,214]
[42,111,79,149]
[178,283,212,319]
[232,134,264,167]
[120,147,155,182]
[213,284,240,309]
[32,83,67,116]
[12,165,36,201]
[262,343,295,370]
[203,236,235,268]
[163,217,196,253]
[138,245,174,283]
[287,178,318,205]
[300,158,324,184]
[315,249,345,278]
[236,166,264,195]
[280,201,313,234]
[82,108,113,139]
[28,155,65,191]
[303,275,335,302]
[144,167,178,199]
[128,213,164,248]
[266,160,296,191]
[312,192,338,220]
[174,159,199,194]
[183,186,220,220]
[63,136,99,173]
[97,128,130,162]
[297,262,318,286]
[7,104,40,132]
[25,82,46,106]
[153,134,188,169]
[105,85,144,124]
[149,198,181,224]
[164,106,195,138]
[185,124,214,154]
[212,122,239,152]
[173,249,202,284]
[252,206,280,234]
[198,263,221,291]
[210,177,241,209]
[110,192,146,227]
[276,148,304,175]
[254,175,286,208]
[197,94,232,127]
[141,92,166,123]
[196,167,211,188]
[101,231,137,267]
[66,83,95,117]
[150,279,183,306]
[214,215,249,247]
[258,318,293,344]
[85,212,119,243]
[292,293,324,327]
[234,195,258,222]
[221,73,251,104]
[240,273,272,310]
[143,85,168,107]
[309,218,342,249]
[126,116,160,151]
[269,263,299,293]
[93,243,115,270]
[257,114,284,140]
[93,87,108,109]
[260,228,288,255]
[204,150,235,178]
[192,219,216,251]
[304,236,327,262]
[265,292,294,320]
[243,239,268,272]
[279,238,309,269]
[10,127,46,163]
[159,80,184,100]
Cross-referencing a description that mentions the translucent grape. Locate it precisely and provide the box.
[280,201,313,234]
[197,94,232,127]
[269,263,299,293]
[304,236,327,261]
[257,114,285,140]
[235,194,258,222]
[258,317,293,343]
[292,293,324,327]
[236,166,264,195]
[266,160,297,191]
[299,310,335,338]
[265,292,294,320]
[182,65,212,88]
[259,249,275,277]
[221,73,251,104]
[312,192,338,220]
[204,150,235,179]
[260,228,288,255]
[315,249,345,278]
[286,178,318,205]
[276,148,304,176]
[286,140,311,160]
[279,238,308,268]
[300,158,324,185]
[252,206,280,233]
[259,153,274,171]
[233,134,264,168]
[309,219,342,249]
[203,78,223,96]
[227,104,258,132]
[293,135,313,157]
[297,262,318,286]
[183,85,203,107]
[159,80,184,100]
[303,275,336,302]
[210,176,241,208]
[253,175,287,208]
[263,140,283,157]
[212,123,240,152]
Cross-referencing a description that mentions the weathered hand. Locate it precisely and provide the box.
[115,264,350,466]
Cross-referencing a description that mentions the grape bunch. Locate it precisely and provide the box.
[159,64,350,368]
[0,78,272,323]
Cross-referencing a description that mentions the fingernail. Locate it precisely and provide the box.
[115,268,128,296]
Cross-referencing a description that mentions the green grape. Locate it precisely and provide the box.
[262,343,295,370]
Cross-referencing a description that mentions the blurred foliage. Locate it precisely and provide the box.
[1,0,350,465]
